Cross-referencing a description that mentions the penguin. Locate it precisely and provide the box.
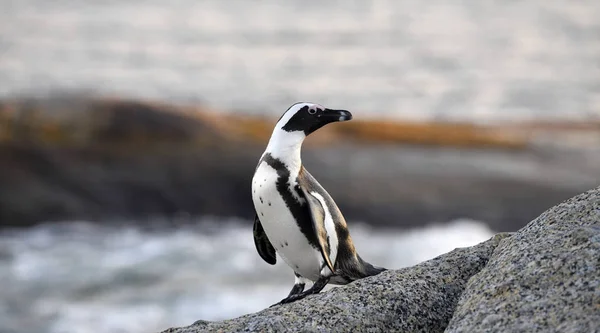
[251,102,386,305]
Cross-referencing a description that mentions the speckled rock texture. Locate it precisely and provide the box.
[160,186,600,333]
[160,234,508,333]
[446,186,600,333]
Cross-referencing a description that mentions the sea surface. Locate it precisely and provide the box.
[0,218,494,333]
[1,0,599,123]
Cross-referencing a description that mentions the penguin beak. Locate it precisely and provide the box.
[321,109,353,122]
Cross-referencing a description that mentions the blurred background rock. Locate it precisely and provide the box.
[0,1,598,333]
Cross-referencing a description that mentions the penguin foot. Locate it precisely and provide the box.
[270,289,310,308]
[287,282,306,297]
[270,290,312,307]
[273,292,310,306]
[270,276,330,307]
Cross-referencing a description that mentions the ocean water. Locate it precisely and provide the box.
[1,0,599,122]
[0,218,494,333]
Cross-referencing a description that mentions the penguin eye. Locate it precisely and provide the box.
[308,108,317,115]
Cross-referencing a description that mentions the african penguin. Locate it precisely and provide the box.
[251,102,386,306]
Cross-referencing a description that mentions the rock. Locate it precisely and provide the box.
[446,186,600,333]
[161,186,600,333]
[160,233,510,333]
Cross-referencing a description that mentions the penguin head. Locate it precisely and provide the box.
[276,102,353,136]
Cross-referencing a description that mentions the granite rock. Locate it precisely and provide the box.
[446,186,600,333]
[160,234,509,333]
[160,186,600,333]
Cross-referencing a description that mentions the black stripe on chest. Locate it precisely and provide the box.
[260,153,320,249]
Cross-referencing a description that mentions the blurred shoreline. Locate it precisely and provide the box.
[1,95,598,231]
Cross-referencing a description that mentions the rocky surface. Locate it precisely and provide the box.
[160,186,600,333]
[162,234,510,333]
[446,186,600,333]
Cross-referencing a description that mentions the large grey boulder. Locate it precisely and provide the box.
[446,186,600,333]
[161,234,509,333]
[160,186,600,333]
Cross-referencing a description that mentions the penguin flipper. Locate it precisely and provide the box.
[301,190,336,274]
[253,214,277,265]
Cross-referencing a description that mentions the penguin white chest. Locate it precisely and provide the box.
[252,162,322,281]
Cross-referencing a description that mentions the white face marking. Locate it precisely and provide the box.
[307,103,325,115]
[264,102,325,168]
[275,102,325,133]
[309,191,339,277]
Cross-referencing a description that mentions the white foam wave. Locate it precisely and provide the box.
[0,218,494,333]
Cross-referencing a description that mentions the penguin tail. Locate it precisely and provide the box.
[357,255,387,278]
[363,261,387,277]
[333,255,387,284]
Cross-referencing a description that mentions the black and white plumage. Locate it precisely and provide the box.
[252,102,386,305]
